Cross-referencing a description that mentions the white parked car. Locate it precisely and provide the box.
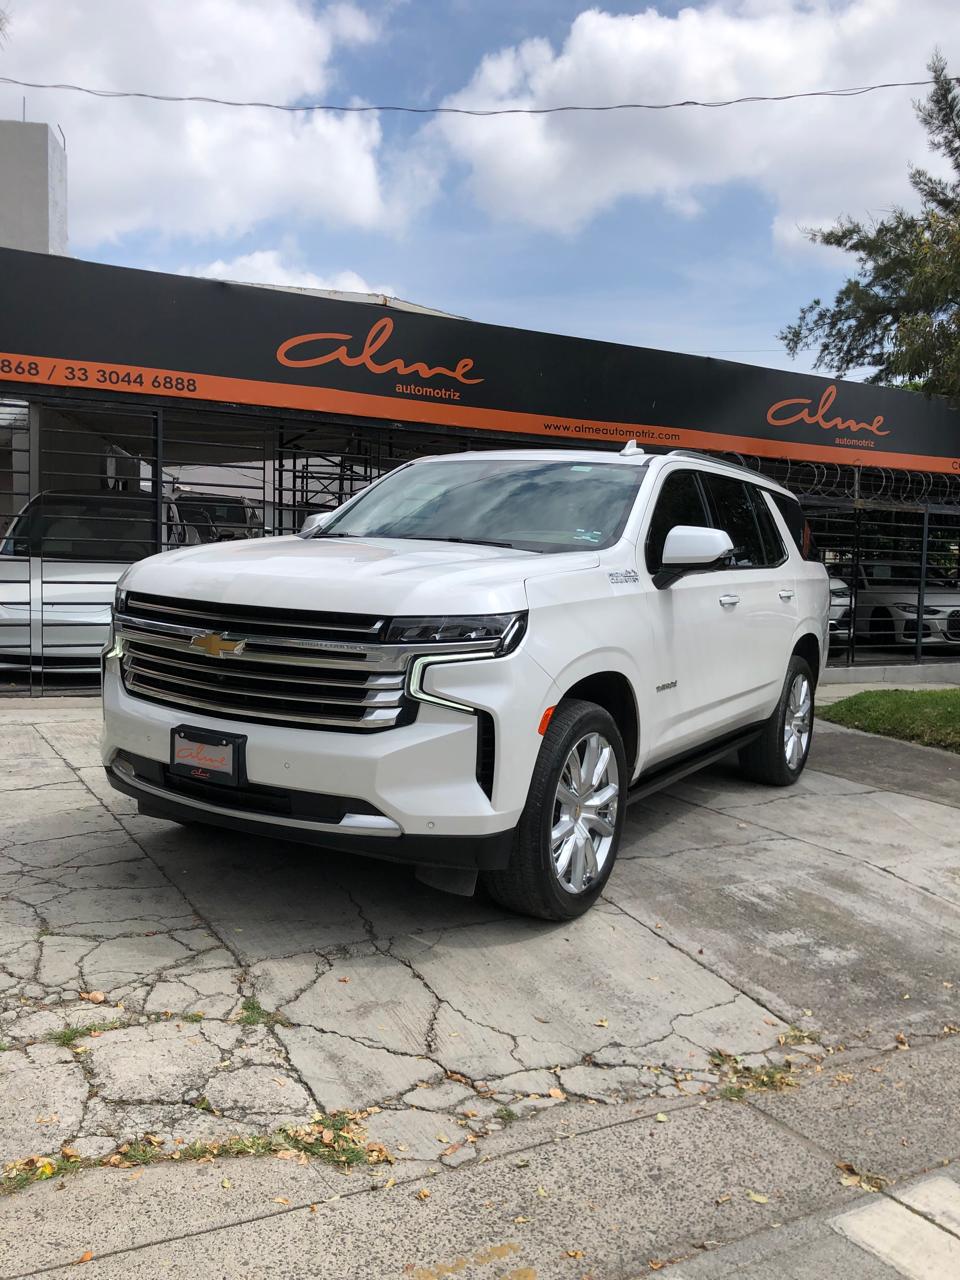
[102,447,829,920]
[854,562,960,647]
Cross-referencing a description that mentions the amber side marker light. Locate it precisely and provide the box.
[538,706,556,736]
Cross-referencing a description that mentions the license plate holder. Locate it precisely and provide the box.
[170,726,246,787]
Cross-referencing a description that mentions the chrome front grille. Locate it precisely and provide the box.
[116,592,410,731]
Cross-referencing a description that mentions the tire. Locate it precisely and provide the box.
[738,655,815,787]
[482,698,627,921]
[870,610,896,645]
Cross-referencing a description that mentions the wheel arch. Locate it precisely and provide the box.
[791,632,822,688]
[559,670,639,778]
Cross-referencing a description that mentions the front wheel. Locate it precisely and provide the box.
[482,699,627,921]
[738,655,815,787]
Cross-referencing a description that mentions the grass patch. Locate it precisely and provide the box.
[183,1012,205,1024]
[0,1154,80,1195]
[495,1105,518,1125]
[47,1020,122,1048]
[819,688,960,754]
[779,1025,821,1047]
[2,1112,390,1196]
[238,998,290,1028]
[709,1049,799,1101]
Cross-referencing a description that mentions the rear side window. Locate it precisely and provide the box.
[769,492,819,561]
[750,488,787,566]
[701,474,766,568]
[644,470,711,573]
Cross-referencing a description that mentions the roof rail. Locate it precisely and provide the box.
[664,449,787,490]
[666,448,727,464]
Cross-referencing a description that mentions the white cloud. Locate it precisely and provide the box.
[182,248,394,296]
[0,0,388,246]
[434,1,960,245]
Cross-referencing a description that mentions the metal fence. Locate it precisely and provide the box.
[2,393,959,695]
[0,395,521,694]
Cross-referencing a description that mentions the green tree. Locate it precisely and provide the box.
[780,53,960,400]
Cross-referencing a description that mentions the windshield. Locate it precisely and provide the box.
[320,458,647,553]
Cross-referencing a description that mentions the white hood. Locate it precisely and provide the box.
[121,535,600,616]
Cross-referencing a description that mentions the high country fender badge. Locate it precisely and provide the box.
[656,680,678,694]
[608,569,640,585]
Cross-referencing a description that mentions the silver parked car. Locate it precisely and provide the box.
[855,562,960,646]
[828,575,852,645]
[0,491,202,676]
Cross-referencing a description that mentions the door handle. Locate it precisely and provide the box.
[719,594,740,608]
[779,589,795,601]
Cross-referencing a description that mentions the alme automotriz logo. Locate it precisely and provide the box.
[765,384,890,438]
[276,317,484,402]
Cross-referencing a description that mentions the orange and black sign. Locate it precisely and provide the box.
[0,246,958,473]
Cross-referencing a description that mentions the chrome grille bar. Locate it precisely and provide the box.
[128,594,385,637]
[123,657,406,707]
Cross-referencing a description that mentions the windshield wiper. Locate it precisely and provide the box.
[424,536,517,549]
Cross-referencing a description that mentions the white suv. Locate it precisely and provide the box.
[101,447,829,920]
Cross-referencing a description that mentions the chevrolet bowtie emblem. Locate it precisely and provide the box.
[189,632,246,659]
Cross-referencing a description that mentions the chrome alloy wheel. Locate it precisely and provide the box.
[783,673,812,770]
[551,731,620,895]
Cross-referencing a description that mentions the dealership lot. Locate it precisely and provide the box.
[2,699,960,1277]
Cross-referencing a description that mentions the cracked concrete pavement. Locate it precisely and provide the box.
[1,700,960,1277]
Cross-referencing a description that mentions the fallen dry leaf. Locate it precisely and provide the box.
[594,1018,609,1028]
[655,1113,668,1123]
[514,1215,529,1224]
[61,1146,80,1160]
[273,1197,290,1205]
[566,1249,584,1259]
[79,991,105,1005]
[221,1178,232,1189]
[548,1088,565,1100]
[746,1190,769,1204]
[75,1251,94,1265]
[416,1188,431,1201]
[337,976,350,983]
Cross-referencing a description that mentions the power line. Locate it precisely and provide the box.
[0,74,949,117]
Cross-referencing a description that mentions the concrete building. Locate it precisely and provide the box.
[0,120,67,255]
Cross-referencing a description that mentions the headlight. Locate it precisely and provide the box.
[386,612,527,654]
[892,602,918,614]
[114,585,127,615]
[830,587,849,600]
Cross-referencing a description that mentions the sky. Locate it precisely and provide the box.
[0,0,957,377]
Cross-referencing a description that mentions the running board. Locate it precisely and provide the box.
[626,723,764,806]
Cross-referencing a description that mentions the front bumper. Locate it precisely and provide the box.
[101,644,556,867]
[105,756,515,868]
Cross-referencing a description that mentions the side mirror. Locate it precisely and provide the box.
[299,510,336,537]
[654,525,734,589]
